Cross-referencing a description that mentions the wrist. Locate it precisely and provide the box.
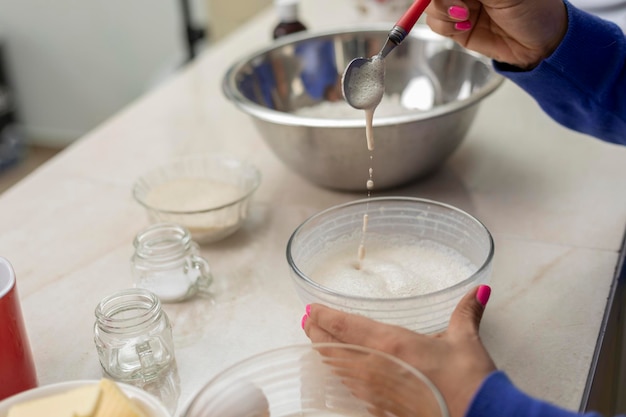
[446,363,496,417]
[537,11,568,67]
[499,0,569,70]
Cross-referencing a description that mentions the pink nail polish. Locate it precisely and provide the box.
[301,314,308,329]
[305,304,311,316]
[454,20,472,31]
[476,285,491,307]
[448,6,469,20]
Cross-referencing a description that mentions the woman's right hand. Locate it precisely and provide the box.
[425,0,569,69]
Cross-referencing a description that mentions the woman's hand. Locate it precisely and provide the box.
[425,0,568,69]
[301,285,496,417]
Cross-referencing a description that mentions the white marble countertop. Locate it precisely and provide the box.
[2,0,625,415]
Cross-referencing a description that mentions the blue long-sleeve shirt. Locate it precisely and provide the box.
[466,3,625,417]
[494,1,626,145]
[467,371,615,417]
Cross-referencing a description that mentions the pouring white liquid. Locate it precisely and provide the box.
[343,55,386,267]
[343,55,385,151]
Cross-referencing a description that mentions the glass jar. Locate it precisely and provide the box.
[94,288,180,413]
[131,223,212,303]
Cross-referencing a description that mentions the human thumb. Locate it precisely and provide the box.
[447,285,491,337]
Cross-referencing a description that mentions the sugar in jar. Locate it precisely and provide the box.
[131,223,212,303]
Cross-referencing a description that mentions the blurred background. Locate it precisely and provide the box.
[0,0,271,190]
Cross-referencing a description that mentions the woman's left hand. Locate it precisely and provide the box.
[301,285,496,417]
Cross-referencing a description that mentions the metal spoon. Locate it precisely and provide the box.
[342,0,432,109]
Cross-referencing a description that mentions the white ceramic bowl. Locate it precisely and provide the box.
[132,154,261,244]
[287,197,494,334]
[0,380,171,417]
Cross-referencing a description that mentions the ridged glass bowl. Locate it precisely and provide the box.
[182,343,449,417]
[287,197,494,334]
[132,155,261,244]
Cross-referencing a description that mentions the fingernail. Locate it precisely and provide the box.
[301,314,308,329]
[448,6,469,20]
[454,20,472,31]
[476,285,491,307]
[305,304,311,316]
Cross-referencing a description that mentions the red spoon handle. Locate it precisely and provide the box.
[396,0,431,32]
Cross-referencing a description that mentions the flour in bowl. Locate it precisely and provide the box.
[145,178,241,212]
[310,239,475,298]
[143,178,246,241]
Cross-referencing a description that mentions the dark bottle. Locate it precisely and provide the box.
[272,0,307,39]
[0,40,24,173]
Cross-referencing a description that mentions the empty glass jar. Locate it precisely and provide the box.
[131,223,212,303]
[94,288,180,413]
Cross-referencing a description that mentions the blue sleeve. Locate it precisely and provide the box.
[494,1,626,145]
[466,371,615,417]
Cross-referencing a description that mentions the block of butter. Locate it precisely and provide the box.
[7,379,146,417]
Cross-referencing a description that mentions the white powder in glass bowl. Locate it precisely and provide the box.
[144,178,242,212]
[133,155,260,244]
[310,239,475,298]
[142,178,247,243]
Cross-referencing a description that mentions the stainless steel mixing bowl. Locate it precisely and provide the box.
[222,25,503,191]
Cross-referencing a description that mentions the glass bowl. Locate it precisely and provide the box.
[132,155,261,244]
[287,197,494,334]
[182,343,449,417]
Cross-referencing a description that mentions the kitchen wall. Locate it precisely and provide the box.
[0,0,208,147]
[205,0,271,42]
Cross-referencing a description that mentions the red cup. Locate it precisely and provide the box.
[0,257,37,400]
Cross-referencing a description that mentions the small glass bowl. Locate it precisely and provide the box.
[132,155,261,244]
[182,343,449,417]
[287,197,494,334]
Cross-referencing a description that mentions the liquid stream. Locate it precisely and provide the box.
[345,55,385,268]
